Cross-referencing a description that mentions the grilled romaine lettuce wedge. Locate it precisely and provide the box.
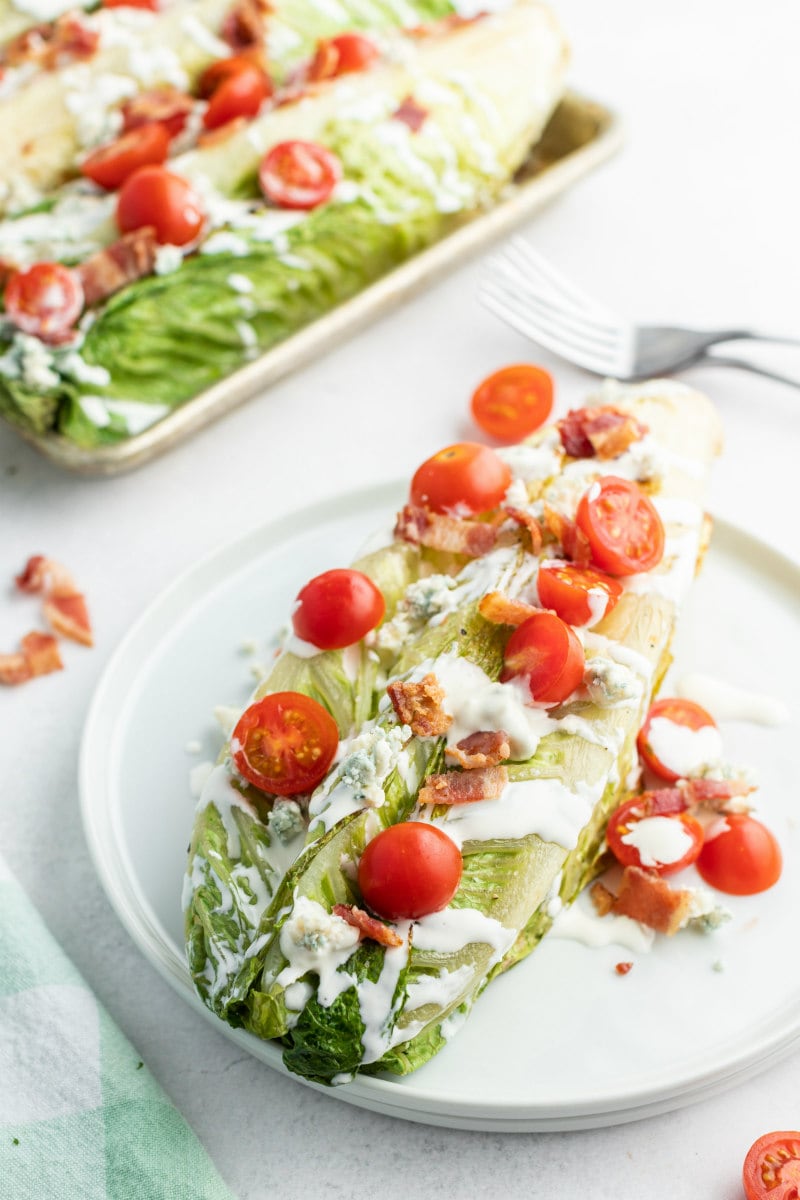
[184,381,723,1083]
[0,0,456,210]
[0,1,569,445]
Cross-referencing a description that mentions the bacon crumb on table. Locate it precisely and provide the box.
[418,764,508,806]
[446,729,510,770]
[332,904,403,948]
[386,673,451,737]
[0,631,62,685]
[615,961,633,976]
[394,505,498,557]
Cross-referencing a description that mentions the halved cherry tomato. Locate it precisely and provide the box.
[198,54,258,97]
[203,64,271,129]
[637,698,718,783]
[103,0,158,8]
[536,561,622,627]
[122,87,194,139]
[308,32,379,80]
[4,263,83,343]
[231,691,338,795]
[607,792,703,876]
[358,822,462,920]
[697,813,782,895]
[500,610,585,705]
[575,476,665,576]
[470,364,553,442]
[117,166,205,245]
[410,442,512,516]
[292,568,385,650]
[743,1131,800,1200]
[80,123,170,191]
[258,140,341,210]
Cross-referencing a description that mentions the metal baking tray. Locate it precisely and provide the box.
[10,91,622,475]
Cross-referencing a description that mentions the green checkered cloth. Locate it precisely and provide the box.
[0,854,235,1200]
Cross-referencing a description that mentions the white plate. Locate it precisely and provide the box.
[80,483,800,1131]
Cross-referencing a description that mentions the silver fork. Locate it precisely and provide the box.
[479,238,800,388]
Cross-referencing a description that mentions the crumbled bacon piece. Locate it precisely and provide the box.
[393,96,428,132]
[590,881,616,917]
[446,730,510,770]
[44,593,93,647]
[2,14,98,69]
[0,630,62,685]
[122,87,195,138]
[542,505,592,565]
[387,674,451,738]
[504,505,543,553]
[394,505,498,557]
[77,228,160,307]
[607,866,693,936]
[478,591,539,628]
[14,555,93,646]
[557,406,647,460]
[307,39,340,82]
[332,903,403,948]
[418,765,508,806]
[0,651,32,686]
[21,631,63,676]
[222,0,270,49]
[615,961,633,976]
[681,777,755,810]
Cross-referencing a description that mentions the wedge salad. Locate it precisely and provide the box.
[0,0,568,446]
[183,376,742,1086]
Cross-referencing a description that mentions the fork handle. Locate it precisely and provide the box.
[706,330,800,349]
[698,351,800,390]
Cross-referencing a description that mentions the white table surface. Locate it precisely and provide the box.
[2,1,799,1196]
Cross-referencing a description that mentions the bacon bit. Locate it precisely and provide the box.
[0,651,32,685]
[43,593,93,646]
[121,87,195,137]
[615,961,633,976]
[478,591,538,628]
[222,0,270,50]
[419,765,508,806]
[542,505,592,565]
[332,903,403,948]
[504,506,543,554]
[307,39,340,82]
[590,881,616,917]
[21,631,63,676]
[393,96,428,132]
[681,777,755,810]
[394,505,498,558]
[2,14,98,69]
[557,406,647,460]
[77,228,160,307]
[0,630,62,685]
[387,674,451,738]
[445,729,510,770]
[609,866,693,936]
[14,555,93,646]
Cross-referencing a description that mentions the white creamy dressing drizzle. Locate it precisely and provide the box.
[11,0,92,17]
[549,899,655,954]
[620,815,694,868]
[430,653,550,761]
[411,906,516,965]
[645,717,724,778]
[676,672,789,726]
[427,777,603,852]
